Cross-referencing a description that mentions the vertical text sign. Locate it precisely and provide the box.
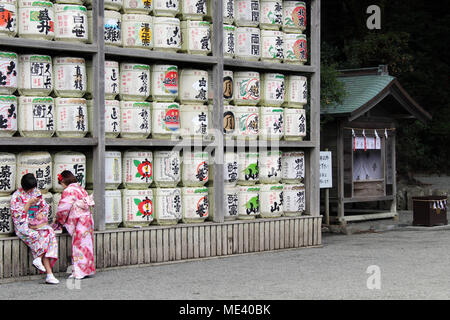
[320,151,332,189]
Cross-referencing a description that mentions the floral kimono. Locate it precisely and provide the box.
[53,183,95,279]
[10,188,58,268]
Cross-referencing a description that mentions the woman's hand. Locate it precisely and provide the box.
[24,197,39,211]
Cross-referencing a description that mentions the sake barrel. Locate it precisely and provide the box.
[259,107,284,140]
[152,17,181,52]
[42,192,54,224]
[283,33,307,64]
[51,192,61,226]
[181,187,208,223]
[223,104,236,140]
[283,0,306,33]
[87,99,120,138]
[121,14,153,49]
[153,150,180,187]
[179,0,206,21]
[151,102,180,139]
[180,20,211,56]
[52,151,86,192]
[283,75,307,108]
[119,63,150,101]
[153,0,179,17]
[122,0,151,14]
[53,57,86,98]
[220,0,234,25]
[16,151,52,192]
[55,98,88,138]
[0,95,17,137]
[235,27,261,61]
[105,150,122,190]
[122,150,153,189]
[281,151,304,184]
[259,150,282,184]
[223,70,234,104]
[0,153,16,195]
[103,10,122,46]
[0,196,14,237]
[18,1,54,40]
[261,73,285,106]
[54,4,88,43]
[0,0,17,37]
[259,184,283,218]
[121,188,153,227]
[153,187,182,225]
[0,51,17,94]
[237,185,259,219]
[18,96,55,138]
[233,71,260,105]
[208,185,239,221]
[238,152,259,185]
[179,69,208,104]
[223,25,236,58]
[260,0,283,30]
[180,104,208,139]
[181,151,208,187]
[18,55,53,96]
[208,151,238,186]
[104,0,123,11]
[105,60,120,99]
[105,189,122,229]
[151,64,178,102]
[283,107,306,141]
[235,106,259,140]
[261,30,284,62]
[120,101,151,139]
[283,184,305,216]
[235,0,260,27]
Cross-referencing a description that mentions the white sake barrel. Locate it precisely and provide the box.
[119,63,150,101]
[103,10,122,46]
[16,151,52,192]
[105,0,122,11]
[0,196,14,237]
[122,0,151,14]
[179,0,206,20]
[261,73,285,106]
[105,151,121,190]
[281,151,304,184]
[237,185,259,219]
[52,151,86,192]
[151,102,180,139]
[260,184,283,218]
[179,69,208,104]
[51,192,61,225]
[259,107,284,140]
[120,101,150,139]
[105,60,120,99]
[283,75,307,108]
[18,55,53,96]
[223,25,236,58]
[152,17,181,52]
[233,71,260,105]
[18,1,54,40]
[18,96,55,137]
[235,27,260,61]
[223,104,236,140]
[261,30,284,62]
[153,150,180,187]
[219,0,234,25]
[238,152,259,185]
[55,98,87,138]
[180,104,208,139]
[208,185,239,221]
[283,33,307,64]
[181,20,211,56]
[0,52,17,94]
[224,152,239,186]
[259,150,282,184]
[153,0,179,17]
[283,184,305,216]
[123,150,153,189]
[0,0,17,37]
[151,64,178,102]
[181,186,208,223]
[181,151,208,187]
[283,0,306,33]
[235,106,259,140]
[0,95,17,137]
[283,107,306,141]
[122,14,153,49]
[54,4,88,42]
[105,189,122,229]
[235,0,260,27]
[53,57,86,98]
[261,0,283,30]
[153,187,182,225]
[222,70,234,104]
[121,188,153,227]
[87,99,120,138]
[42,192,53,224]
[0,153,16,195]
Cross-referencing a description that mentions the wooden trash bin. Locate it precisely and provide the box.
[412,196,448,227]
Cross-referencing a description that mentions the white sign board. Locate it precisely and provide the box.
[320,151,332,189]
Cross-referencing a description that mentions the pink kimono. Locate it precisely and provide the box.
[10,188,58,268]
[53,183,95,278]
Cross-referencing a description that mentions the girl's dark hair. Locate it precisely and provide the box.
[21,173,37,192]
[59,170,78,186]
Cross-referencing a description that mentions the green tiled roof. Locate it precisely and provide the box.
[321,75,395,115]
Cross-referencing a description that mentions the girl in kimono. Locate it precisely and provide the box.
[53,170,95,280]
[10,173,59,284]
